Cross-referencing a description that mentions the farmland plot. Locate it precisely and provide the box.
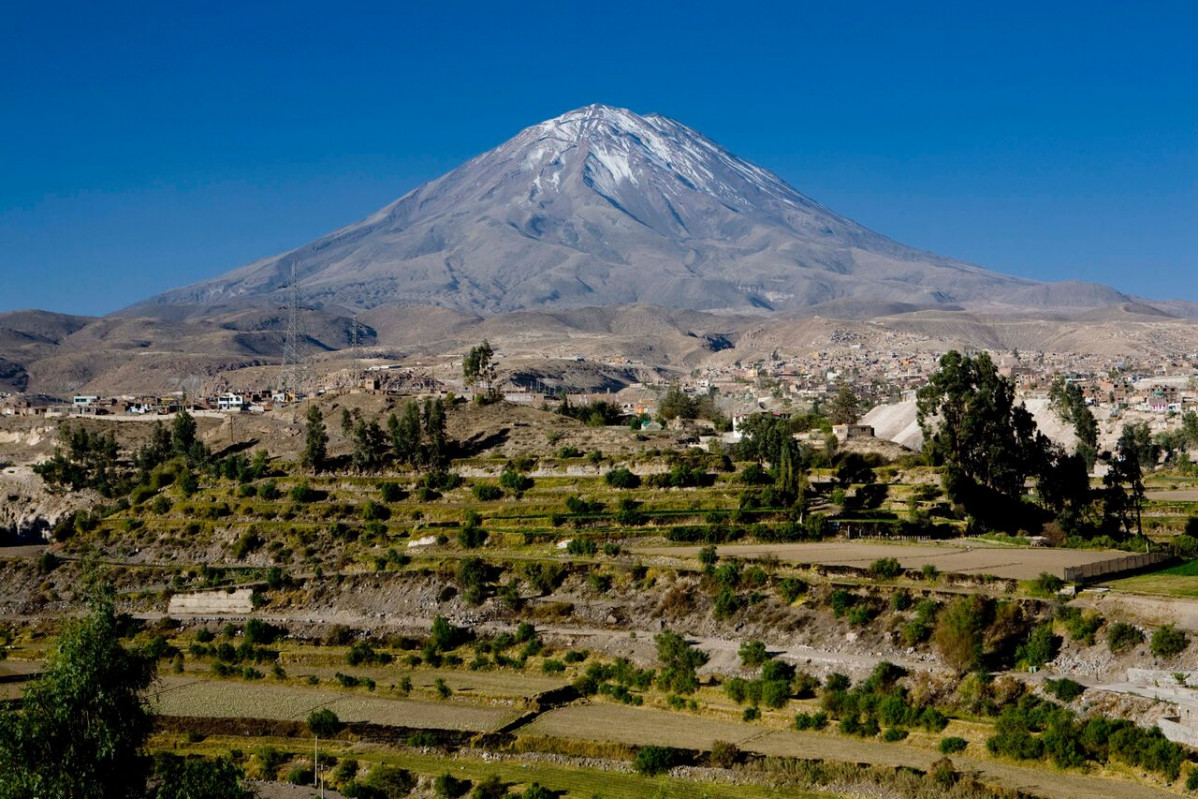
[152,678,518,732]
[639,540,1134,580]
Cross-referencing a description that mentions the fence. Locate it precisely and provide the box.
[1063,552,1174,584]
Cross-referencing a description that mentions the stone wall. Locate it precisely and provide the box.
[167,587,255,616]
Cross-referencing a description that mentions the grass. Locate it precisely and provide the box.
[1106,558,1198,597]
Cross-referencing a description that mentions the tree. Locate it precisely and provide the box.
[917,351,1048,524]
[301,404,328,472]
[349,418,389,473]
[932,595,987,673]
[1103,424,1149,538]
[306,708,342,738]
[150,755,248,799]
[829,380,860,425]
[659,384,697,421]
[1049,378,1098,468]
[388,401,423,466]
[654,630,708,695]
[0,581,156,799]
[462,340,494,386]
[421,398,448,472]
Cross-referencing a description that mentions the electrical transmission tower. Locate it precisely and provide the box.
[350,317,364,387]
[282,263,306,397]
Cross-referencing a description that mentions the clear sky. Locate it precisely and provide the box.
[1,0,1195,315]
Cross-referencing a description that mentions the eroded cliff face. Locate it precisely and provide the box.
[0,466,98,543]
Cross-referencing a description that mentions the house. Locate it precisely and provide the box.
[216,393,245,412]
[832,423,875,442]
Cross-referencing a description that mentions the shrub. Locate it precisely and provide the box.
[1152,626,1189,659]
[634,746,679,775]
[933,596,986,673]
[778,577,807,603]
[1057,606,1103,646]
[1107,621,1144,653]
[869,557,903,580]
[739,640,768,667]
[521,784,552,799]
[940,736,969,754]
[793,710,828,730]
[882,726,909,742]
[1031,572,1065,595]
[434,773,471,798]
[1044,678,1086,702]
[828,589,854,617]
[289,482,318,503]
[307,708,342,737]
[286,767,314,785]
[709,739,740,768]
[604,467,641,489]
[566,538,598,556]
[499,468,533,495]
[1016,624,1060,669]
[471,484,502,501]
[362,500,390,522]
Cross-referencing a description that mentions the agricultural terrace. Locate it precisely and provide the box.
[3,380,1198,798]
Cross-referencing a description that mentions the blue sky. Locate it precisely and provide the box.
[1,0,1195,315]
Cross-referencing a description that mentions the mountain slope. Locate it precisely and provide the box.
[138,104,1129,316]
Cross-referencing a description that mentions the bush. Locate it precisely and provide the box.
[307,708,342,737]
[604,467,641,489]
[778,577,807,603]
[634,746,678,776]
[1031,572,1065,595]
[869,557,902,580]
[434,773,471,798]
[1016,624,1060,669]
[1057,606,1103,646]
[1107,621,1144,653]
[471,484,502,501]
[709,739,740,768]
[939,736,969,754]
[289,483,318,503]
[1044,678,1086,702]
[499,468,533,495]
[1152,626,1189,659]
[882,726,909,742]
[793,710,828,730]
[738,640,767,667]
[470,775,507,799]
[286,767,314,785]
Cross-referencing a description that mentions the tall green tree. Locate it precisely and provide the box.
[0,583,155,799]
[348,418,388,473]
[388,401,423,467]
[301,404,328,472]
[422,398,448,472]
[1103,424,1149,538]
[828,380,860,425]
[1048,378,1098,468]
[462,340,494,386]
[659,384,697,421]
[917,351,1047,522]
